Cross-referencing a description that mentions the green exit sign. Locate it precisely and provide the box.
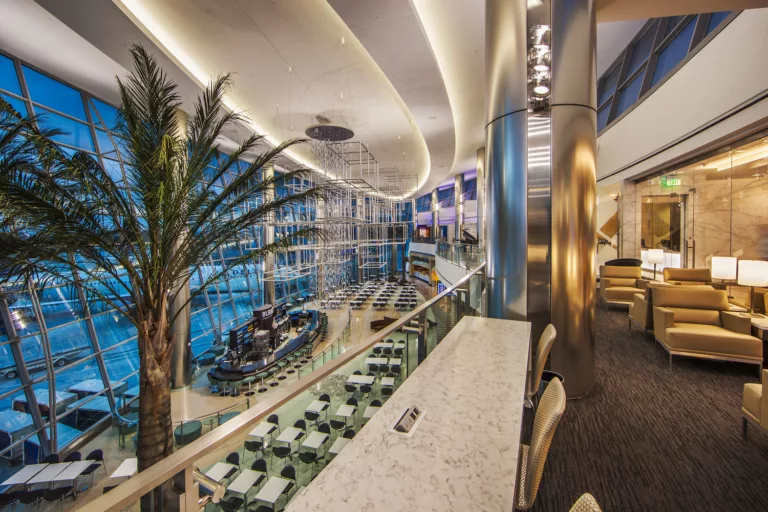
[661,177,681,187]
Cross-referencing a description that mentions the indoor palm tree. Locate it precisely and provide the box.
[0,44,322,485]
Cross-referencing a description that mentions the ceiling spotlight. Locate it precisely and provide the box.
[533,84,550,95]
[534,63,549,72]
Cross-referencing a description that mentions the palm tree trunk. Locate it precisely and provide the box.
[137,307,174,510]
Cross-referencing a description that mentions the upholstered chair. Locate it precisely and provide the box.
[569,493,603,512]
[662,267,712,286]
[600,265,644,306]
[515,377,566,511]
[742,369,768,440]
[525,324,557,408]
[652,287,762,373]
[629,283,713,333]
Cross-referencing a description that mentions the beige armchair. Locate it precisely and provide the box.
[652,287,763,373]
[662,267,712,286]
[600,266,644,306]
[742,369,767,440]
[729,287,768,314]
[629,283,714,333]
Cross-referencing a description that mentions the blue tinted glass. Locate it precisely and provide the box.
[664,16,685,38]
[626,26,655,76]
[706,12,731,35]
[598,67,620,106]
[652,19,696,86]
[89,98,119,131]
[23,66,87,121]
[0,54,22,95]
[615,71,644,117]
[95,129,117,156]
[597,105,611,131]
[1,93,27,117]
[103,159,124,183]
[34,106,95,152]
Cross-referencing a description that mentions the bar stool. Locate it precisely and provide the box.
[277,361,289,381]
[256,372,269,393]
[268,367,280,388]
[243,376,256,396]
[285,355,297,374]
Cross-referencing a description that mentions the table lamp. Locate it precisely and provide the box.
[737,260,768,315]
[711,256,738,284]
[648,249,664,280]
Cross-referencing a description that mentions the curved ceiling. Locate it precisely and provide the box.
[112,0,429,198]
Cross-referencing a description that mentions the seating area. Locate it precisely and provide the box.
[202,340,411,510]
[0,448,106,508]
[599,265,645,306]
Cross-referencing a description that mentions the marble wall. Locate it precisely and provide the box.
[620,179,637,258]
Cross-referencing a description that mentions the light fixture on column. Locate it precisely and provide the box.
[737,260,768,315]
[711,256,737,286]
[528,25,551,110]
[648,249,664,281]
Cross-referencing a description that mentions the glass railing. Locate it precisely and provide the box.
[436,241,484,270]
[299,312,351,378]
[410,235,436,244]
[78,264,485,512]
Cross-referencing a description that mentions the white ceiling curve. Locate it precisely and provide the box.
[111,0,430,198]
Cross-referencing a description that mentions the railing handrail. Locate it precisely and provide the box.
[80,263,486,512]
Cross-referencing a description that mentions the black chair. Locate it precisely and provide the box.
[344,384,357,397]
[280,465,297,500]
[304,410,320,428]
[223,452,240,481]
[382,387,394,400]
[343,429,356,439]
[383,348,393,356]
[329,419,346,437]
[44,486,72,505]
[272,445,292,467]
[370,399,382,407]
[360,384,372,398]
[244,440,264,461]
[394,348,404,357]
[18,490,44,509]
[218,493,244,512]
[368,363,379,374]
[294,420,307,440]
[319,393,331,403]
[379,364,390,374]
[42,454,60,463]
[267,414,280,434]
[346,397,358,410]
[318,422,331,435]
[0,492,18,510]
[79,449,105,490]
[64,451,81,462]
[298,451,321,478]
[352,370,362,376]
[250,458,268,488]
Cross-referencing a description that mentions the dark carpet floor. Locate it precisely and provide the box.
[530,301,768,512]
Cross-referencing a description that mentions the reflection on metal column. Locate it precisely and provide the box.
[549,0,597,397]
[485,0,528,321]
[263,164,276,305]
[453,173,464,242]
[476,148,485,248]
[431,188,439,239]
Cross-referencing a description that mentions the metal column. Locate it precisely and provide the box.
[476,148,485,248]
[549,0,597,397]
[263,164,276,305]
[170,109,192,388]
[485,0,528,321]
[430,188,439,240]
[453,173,464,242]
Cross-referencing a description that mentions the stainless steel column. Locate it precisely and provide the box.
[485,0,528,321]
[549,0,597,397]
[453,173,464,242]
[476,148,485,248]
[431,188,439,240]
[170,109,192,388]
[263,163,276,305]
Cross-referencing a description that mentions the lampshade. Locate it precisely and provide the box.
[737,260,768,287]
[711,256,738,280]
[647,249,665,265]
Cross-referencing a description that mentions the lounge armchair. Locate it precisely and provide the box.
[742,369,767,440]
[662,267,712,286]
[652,287,762,373]
[600,265,645,306]
[629,283,713,333]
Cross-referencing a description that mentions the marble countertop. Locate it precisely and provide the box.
[286,316,531,512]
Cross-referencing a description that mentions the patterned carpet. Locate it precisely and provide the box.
[531,301,768,512]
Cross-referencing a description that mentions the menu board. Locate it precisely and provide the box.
[228,317,259,350]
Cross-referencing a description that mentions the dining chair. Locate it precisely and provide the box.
[515,377,566,510]
[381,387,393,400]
[267,414,281,435]
[63,451,82,462]
[568,493,603,511]
[223,452,240,481]
[294,420,307,441]
[526,324,557,409]
[244,440,264,461]
[280,465,298,500]
[218,493,244,512]
[342,429,356,439]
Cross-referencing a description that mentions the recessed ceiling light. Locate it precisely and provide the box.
[533,85,550,95]
[534,64,549,72]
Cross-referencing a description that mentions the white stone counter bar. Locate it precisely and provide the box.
[286,316,531,512]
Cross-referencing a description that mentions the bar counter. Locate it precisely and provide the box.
[286,316,531,512]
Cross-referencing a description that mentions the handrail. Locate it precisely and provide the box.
[80,263,486,512]
[299,310,351,377]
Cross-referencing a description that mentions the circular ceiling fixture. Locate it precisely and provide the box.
[305,124,355,142]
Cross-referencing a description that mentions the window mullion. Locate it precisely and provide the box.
[607,47,631,123]
[640,18,667,97]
